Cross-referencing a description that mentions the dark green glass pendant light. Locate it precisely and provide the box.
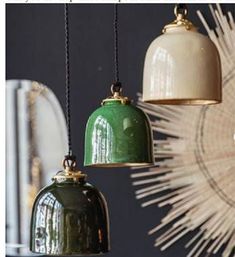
[84,4,154,167]
[30,4,110,255]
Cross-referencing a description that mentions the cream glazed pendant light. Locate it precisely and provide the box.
[143,4,222,105]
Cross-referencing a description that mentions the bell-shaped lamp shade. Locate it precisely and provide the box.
[142,5,222,105]
[84,98,154,167]
[30,168,110,255]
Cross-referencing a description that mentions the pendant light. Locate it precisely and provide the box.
[143,4,222,105]
[84,4,154,167]
[30,4,110,255]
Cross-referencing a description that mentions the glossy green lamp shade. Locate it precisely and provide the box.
[30,173,110,255]
[84,99,154,167]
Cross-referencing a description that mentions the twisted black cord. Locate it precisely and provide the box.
[64,3,72,156]
[114,4,120,84]
[175,3,187,16]
[176,3,187,10]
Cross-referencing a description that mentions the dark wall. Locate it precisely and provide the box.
[6,3,235,257]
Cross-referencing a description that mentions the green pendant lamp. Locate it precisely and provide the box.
[84,4,154,168]
[30,4,110,255]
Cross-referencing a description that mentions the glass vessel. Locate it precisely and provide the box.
[30,167,110,255]
[143,5,222,105]
[84,95,154,167]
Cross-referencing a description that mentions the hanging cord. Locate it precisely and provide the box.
[64,3,73,158]
[112,3,122,94]
[114,4,119,83]
[174,3,188,18]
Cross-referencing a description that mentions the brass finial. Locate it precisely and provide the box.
[163,4,196,33]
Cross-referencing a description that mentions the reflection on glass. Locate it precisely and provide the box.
[151,46,174,97]
[92,116,113,163]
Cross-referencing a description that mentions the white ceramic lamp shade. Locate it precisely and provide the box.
[143,5,222,105]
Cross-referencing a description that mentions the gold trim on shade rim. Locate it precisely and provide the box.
[86,162,154,168]
[144,98,222,105]
[34,250,109,256]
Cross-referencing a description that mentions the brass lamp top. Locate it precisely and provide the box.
[102,82,131,105]
[163,4,196,33]
[53,155,86,182]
